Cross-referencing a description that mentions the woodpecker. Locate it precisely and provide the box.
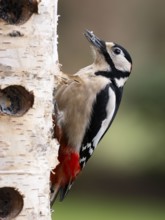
[50,30,132,205]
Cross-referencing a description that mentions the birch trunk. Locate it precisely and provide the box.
[0,0,59,219]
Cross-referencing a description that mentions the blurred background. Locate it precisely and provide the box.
[53,0,165,219]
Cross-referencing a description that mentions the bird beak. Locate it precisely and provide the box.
[84,30,106,52]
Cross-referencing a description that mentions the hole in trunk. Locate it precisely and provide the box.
[0,187,24,219]
[0,85,34,116]
[0,0,38,25]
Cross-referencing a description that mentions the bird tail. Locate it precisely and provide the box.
[50,183,60,206]
[50,180,73,206]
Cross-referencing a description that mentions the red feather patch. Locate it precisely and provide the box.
[51,146,81,187]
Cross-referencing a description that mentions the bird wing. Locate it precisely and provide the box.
[79,83,111,168]
[79,83,123,168]
[55,73,110,150]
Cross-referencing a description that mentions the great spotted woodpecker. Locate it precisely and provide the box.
[50,30,132,205]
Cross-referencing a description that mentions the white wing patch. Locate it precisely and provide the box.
[82,143,92,151]
[93,87,116,148]
[80,157,87,164]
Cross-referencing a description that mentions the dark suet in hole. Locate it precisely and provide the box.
[0,0,38,25]
[0,85,34,117]
[0,187,23,219]
[8,30,24,37]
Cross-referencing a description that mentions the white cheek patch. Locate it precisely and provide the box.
[113,55,131,72]
[106,44,131,73]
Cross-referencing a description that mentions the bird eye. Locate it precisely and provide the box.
[113,47,122,55]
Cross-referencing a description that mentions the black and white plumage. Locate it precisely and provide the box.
[80,83,123,168]
[50,30,132,204]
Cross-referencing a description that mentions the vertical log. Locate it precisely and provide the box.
[0,0,59,219]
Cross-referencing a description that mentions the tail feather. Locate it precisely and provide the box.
[50,181,73,206]
[59,180,73,201]
[50,184,60,206]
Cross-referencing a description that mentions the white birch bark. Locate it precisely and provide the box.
[0,0,59,219]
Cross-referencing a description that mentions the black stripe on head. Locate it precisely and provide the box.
[101,49,116,70]
[95,70,130,80]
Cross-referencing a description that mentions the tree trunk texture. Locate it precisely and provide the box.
[0,0,59,219]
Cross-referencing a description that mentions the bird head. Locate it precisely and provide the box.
[84,30,132,87]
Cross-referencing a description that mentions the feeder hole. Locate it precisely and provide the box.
[0,0,38,25]
[0,85,34,117]
[0,187,24,219]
